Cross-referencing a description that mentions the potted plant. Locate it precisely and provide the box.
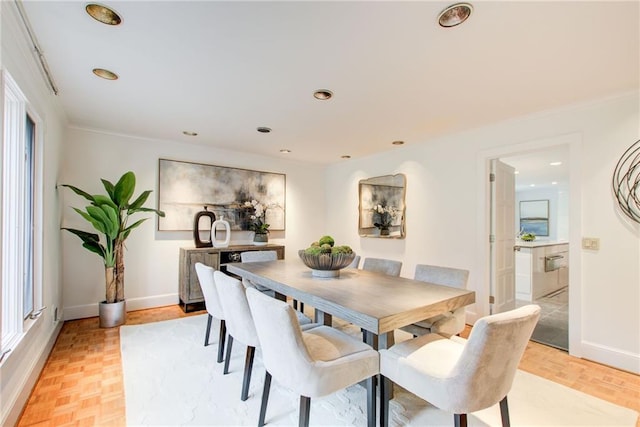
[62,171,165,327]
[243,199,270,245]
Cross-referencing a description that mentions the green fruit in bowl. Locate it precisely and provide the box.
[520,233,536,241]
[318,235,335,247]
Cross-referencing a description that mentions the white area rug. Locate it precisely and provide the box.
[121,315,638,426]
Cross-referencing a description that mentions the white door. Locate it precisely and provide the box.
[490,159,516,313]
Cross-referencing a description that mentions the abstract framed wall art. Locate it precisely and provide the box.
[157,159,285,231]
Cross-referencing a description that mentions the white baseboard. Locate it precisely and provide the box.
[63,293,180,320]
[580,340,640,374]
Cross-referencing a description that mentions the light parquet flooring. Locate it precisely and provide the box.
[17,306,640,426]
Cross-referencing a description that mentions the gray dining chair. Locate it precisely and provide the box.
[361,257,402,277]
[245,287,380,427]
[214,270,315,401]
[401,264,470,337]
[194,263,226,363]
[240,250,278,295]
[379,304,541,427]
[241,250,305,312]
[213,270,262,401]
[347,254,361,269]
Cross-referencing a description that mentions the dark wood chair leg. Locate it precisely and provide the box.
[204,314,213,346]
[379,375,391,427]
[300,302,305,312]
[293,299,298,310]
[299,396,311,427]
[217,319,226,363]
[223,335,234,374]
[258,372,271,427]
[454,413,468,427]
[366,375,376,427]
[499,396,510,427]
[241,346,256,401]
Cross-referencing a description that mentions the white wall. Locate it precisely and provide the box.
[61,128,326,319]
[326,92,640,373]
[1,4,67,425]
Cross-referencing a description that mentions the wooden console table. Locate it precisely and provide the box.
[178,244,285,312]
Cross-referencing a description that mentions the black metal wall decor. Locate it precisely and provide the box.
[612,139,640,224]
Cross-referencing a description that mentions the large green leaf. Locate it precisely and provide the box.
[101,205,119,238]
[133,206,166,217]
[92,195,118,210]
[74,207,106,234]
[122,218,147,240]
[62,227,100,245]
[63,228,113,266]
[128,190,151,211]
[61,184,95,203]
[101,179,115,200]
[113,171,135,207]
[85,206,118,238]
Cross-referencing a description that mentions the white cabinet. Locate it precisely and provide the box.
[515,243,568,301]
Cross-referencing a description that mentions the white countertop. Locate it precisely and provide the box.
[514,240,569,248]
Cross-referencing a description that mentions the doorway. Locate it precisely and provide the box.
[495,145,570,351]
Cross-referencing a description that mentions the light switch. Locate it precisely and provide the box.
[582,237,600,250]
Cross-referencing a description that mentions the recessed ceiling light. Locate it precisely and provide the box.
[549,161,562,166]
[392,140,405,146]
[86,3,122,25]
[552,181,558,185]
[257,127,272,133]
[313,90,333,100]
[438,3,473,28]
[92,68,118,80]
[341,155,351,159]
[514,170,520,175]
[280,149,291,154]
[530,184,536,187]
[183,131,198,136]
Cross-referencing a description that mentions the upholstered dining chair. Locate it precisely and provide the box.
[362,257,402,277]
[245,287,380,427]
[400,264,470,337]
[348,254,361,269]
[379,304,541,427]
[240,250,304,312]
[194,263,226,363]
[214,271,314,401]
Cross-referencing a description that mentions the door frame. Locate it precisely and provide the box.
[474,132,583,357]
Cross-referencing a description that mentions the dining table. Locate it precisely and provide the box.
[227,258,476,351]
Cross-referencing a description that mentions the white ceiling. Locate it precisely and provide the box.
[19,1,639,166]
[501,145,570,192]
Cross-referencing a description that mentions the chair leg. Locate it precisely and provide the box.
[258,371,272,427]
[454,413,468,427]
[499,396,510,427]
[241,346,256,401]
[204,314,213,346]
[293,299,298,310]
[379,375,391,427]
[217,319,226,363]
[366,375,376,427]
[299,396,311,427]
[300,302,305,312]
[223,335,234,374]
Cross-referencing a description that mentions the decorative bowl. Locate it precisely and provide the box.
[298,250,356,278]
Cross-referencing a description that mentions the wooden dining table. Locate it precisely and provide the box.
[227,258,476,350]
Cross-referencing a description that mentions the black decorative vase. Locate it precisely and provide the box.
[193,206,216,248]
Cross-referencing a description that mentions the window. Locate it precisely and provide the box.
[1,70,43,355]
